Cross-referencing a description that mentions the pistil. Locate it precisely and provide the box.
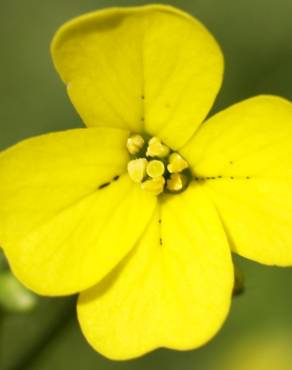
[146,160,165,178]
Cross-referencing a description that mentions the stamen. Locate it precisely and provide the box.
[126,134,190,195]
[146,137,170,158]
[167,173,187,192]
[126,134,145,155]
[167,153,189,173]
[141,176,165,195]
[127,158,147,183]
[146,160,165,178]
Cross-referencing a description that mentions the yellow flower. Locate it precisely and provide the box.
[0,4,291,360]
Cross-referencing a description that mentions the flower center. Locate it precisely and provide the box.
[126,134,191,196]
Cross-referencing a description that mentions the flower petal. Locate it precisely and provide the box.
[52,5,223,149]
[0,128,156,295]
[77,183,233,360]
[181,95,292,265]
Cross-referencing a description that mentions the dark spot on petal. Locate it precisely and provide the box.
[158,219,162,224]
[218,175,223,178]
[159,238,163,246]
[98,182,110,189]
[113,175,120,181]
[141,95,145,99]
[229,161,233,165]
[230,176,234,179]
[246,176,251,179]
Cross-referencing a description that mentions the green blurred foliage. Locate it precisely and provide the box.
[220,329,292,370]
[0,271,38,313]
[0,0,292,369]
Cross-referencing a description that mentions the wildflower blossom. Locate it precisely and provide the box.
[0,4,292,360]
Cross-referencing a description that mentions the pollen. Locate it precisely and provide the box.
[126,134,145,154]
[167,153,189,173]
[146,137,170,158]
[127,158,147,183]
[167,173,187,192]
[146,160,165,178]
[141,176,165,195]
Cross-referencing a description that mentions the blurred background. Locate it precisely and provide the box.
[1,0,292,369]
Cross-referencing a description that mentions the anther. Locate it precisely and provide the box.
[167,173,187,192]
[167,153,189,173]
[126,134,145,155]
[146,137,170,158]
[127,134,190,195]
[127,158,147,183]
[146,160,165,178]
[141,176,165,195]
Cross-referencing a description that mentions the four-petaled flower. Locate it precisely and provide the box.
[0,4,292,360]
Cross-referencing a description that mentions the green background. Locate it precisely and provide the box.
[1,0,292,369]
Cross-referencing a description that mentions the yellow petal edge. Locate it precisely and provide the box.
[51,4,223,149]
[78,184,233,359]
[182,95,292,266]
[0,128,157,295]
